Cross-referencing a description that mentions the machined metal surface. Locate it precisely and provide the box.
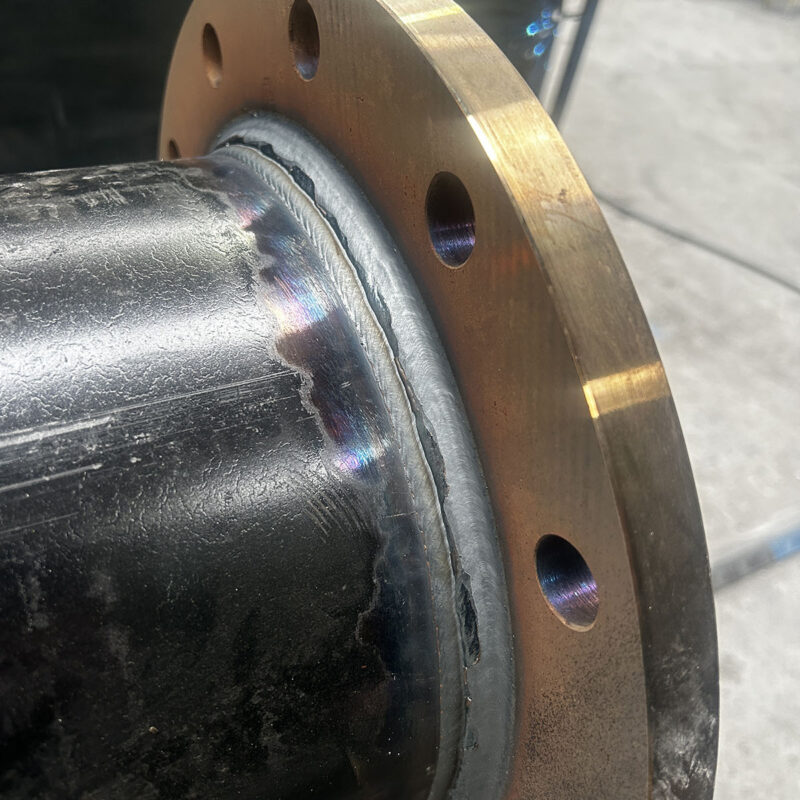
[0,0,718,798]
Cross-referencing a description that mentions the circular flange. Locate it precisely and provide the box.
[160,2,718,798]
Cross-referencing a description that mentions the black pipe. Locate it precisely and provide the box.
[0,153,443,799]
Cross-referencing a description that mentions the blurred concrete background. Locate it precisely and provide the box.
[556,0,800,796]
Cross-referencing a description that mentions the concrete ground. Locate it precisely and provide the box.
[556,0,800,796]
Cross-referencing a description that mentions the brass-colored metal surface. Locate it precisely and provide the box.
[160,2,718,797]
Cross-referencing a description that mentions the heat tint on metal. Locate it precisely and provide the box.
[0,143,508,798]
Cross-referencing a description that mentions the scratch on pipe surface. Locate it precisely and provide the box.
[0,463,104,495]
[0,416,114,448]
[0,512,79,540]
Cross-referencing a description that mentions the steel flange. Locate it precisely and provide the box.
[160,1,718,798]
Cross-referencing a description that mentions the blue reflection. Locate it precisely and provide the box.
[524,6,558,59]
[770,527,800,561]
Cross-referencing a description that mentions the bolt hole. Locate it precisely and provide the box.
[202,23,223,88]
[167,140,181,160]
[426,172,476,267]
[289,0,320,81]
[535,535,599,630]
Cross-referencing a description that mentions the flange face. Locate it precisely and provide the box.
[161,2,718,798]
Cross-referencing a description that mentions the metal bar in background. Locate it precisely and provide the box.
[712,526,800,590]
[550,0,600,125]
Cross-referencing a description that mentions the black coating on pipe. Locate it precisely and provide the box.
[0,156,443,799]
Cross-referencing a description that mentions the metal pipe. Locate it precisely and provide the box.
[0,142,481,798]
